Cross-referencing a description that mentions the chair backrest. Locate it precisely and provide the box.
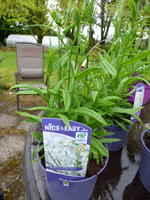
[16,42,44,82]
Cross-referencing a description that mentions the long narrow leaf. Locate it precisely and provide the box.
[60,89,71,111]
[100,138,121,143]
[121,50,150,66]
[49,78,68,107]
[99,53,117,77]
[32,144,44,161]
[31,154,45,164]
[57,114,70,127]
[16,111,42,122]
[10,84,48,102]
[31,132,43,142]
[71,107,107,125]
[91,137,109,157]
[75,67,101,80]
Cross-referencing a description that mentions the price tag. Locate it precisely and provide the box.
[130,83,145,123]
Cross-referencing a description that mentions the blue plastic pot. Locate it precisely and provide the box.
[39,146,109,200]
[104,124,129,152]
[139,129,150,193]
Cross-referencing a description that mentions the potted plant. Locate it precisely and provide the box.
[10,0,149,198]
[139,129,150,193]
[128,27,150,105]
[9,1,113,199]
[90,0,150,151]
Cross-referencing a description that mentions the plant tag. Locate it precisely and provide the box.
[42,118,92,182]
[130,83,145,123]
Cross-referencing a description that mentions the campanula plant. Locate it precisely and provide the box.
[87,0,150,131]
[10,0,146,164]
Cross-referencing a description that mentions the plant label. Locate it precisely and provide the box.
[131,83,145,123]
[42,118,92,182]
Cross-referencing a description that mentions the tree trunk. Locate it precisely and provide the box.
[37,27,44,44]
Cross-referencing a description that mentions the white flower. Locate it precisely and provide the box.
[60,155,74,166]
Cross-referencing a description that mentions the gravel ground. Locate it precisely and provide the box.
[0,90,46,200]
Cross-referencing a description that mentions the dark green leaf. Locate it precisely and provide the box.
[32,144,44,160]
[31,132,43,142]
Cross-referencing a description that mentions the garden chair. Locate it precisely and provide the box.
[14,42,47,111]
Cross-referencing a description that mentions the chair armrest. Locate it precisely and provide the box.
[14,72,19,85]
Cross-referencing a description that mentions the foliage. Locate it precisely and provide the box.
[107,0,150,39]
[0,15,28,45]
[94,0,150,130]
[0,0,55,44]
[10,0,149,165]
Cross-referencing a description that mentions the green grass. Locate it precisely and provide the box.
[0,51,82,89]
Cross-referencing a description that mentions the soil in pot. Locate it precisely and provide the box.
[143,132,150,150]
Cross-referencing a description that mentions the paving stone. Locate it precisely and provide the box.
[0,113,19,129]
[16,121,31,132]
[0,134,26,164]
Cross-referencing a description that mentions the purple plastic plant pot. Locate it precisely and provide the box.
[39,145,109,200]
[139,129,150,193]
[104,124,129,152]
[128,84,150,105]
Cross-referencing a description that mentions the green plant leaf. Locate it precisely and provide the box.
[121,50,150,66]
[10,84,48,102]
[52,52,70,72]
[88,17,94,24]
[51,11,62,26]
[66,0,72,22]
[110,107,143,115]
[90,141,99,155]
[57,114,70,127]
[24,106,62,113]
[30,154,45,164]
[98,53,117,77]
[32,144,44,161]
[47,50,53,74]
[73,94,80,107]
[13,89,47,95]
[115,77,129,95]
[75,67,101,80]
[95,96,122,106]
[81,3,89,20]
[25,118,40,123]
[91,137,109,157]
[100,138,121,143]
[91,91,99,102]
[63,23,76,34]
[60,89,71,111]
[71,107,107,125]
[31,132,43,142]
[49,78,67,108]
[114,119,129,131]
[74,7,80,25]
[82,101,93,108]
[16,111,42,122]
